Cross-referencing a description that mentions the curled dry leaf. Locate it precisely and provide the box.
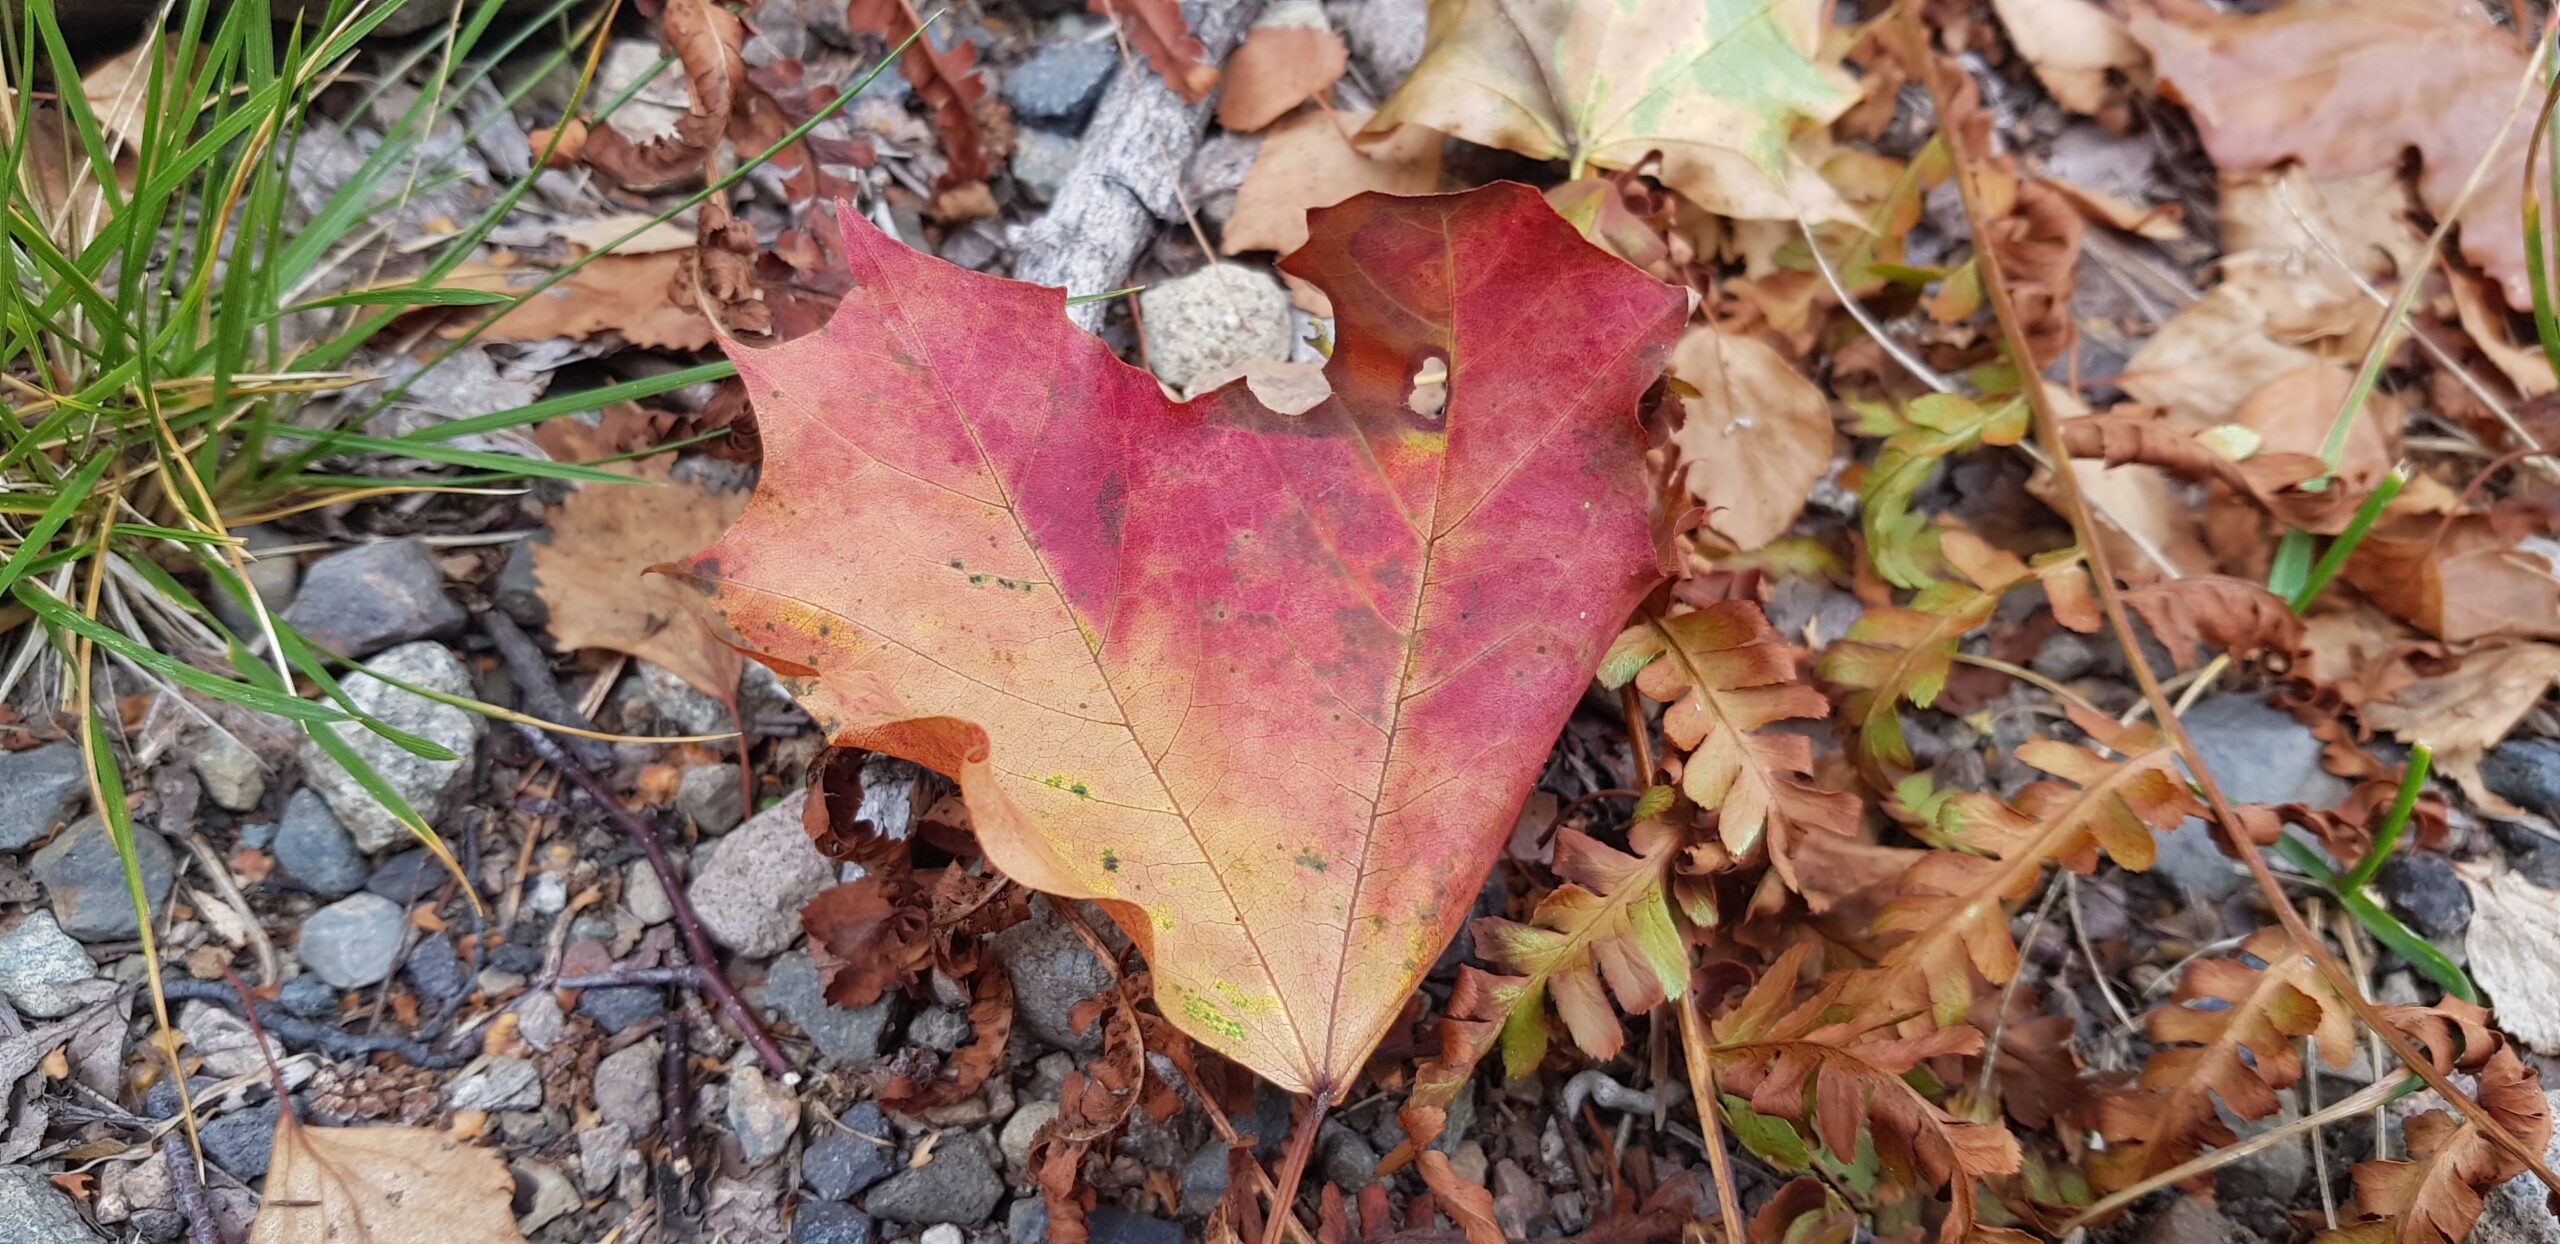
[1222,107,1442,315]
[848,0,992,188]
[1989,0,2146,114]
[448,253,715,352]
[2128,0,2538,309]
[2362,642,2560,809]
[248,1118,528,1243]
[674,186,1686,1097]
[581,0,743,188]
[2120,575,2306,669]
[1364,0,1855,221]
[1661,325,1835,552]
[1215,26,1347,132]
[2336,1041,2548,1244]
[531,453,749,706]
[1095,0,1221,102]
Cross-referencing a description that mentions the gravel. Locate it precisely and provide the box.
[689,790,832,957]
[727,1062,800,1165]
[578,985,667,1034]
[279,538,466,658]
[990,895,1115,1053]
[677,763,746,834]
[297,893,407,988]
[761,950,895,1069]
[0,744,89,850]
[999,1100,1059,1169]
[2477,1087,2560,1243]
[1000,38,1116,131]
[861,1132,1003,1225]
[1136,262,1296,395]
[32,816,176,941]
[273,788,369,897]
[298,641,486,852]
[612,660,732,739]
[450,1057,543,1112]
[624,858,674,924]
[0,1164,106,1241]
[804,1103,896,1201]
[594,1039,662,1133]
[201,1104,279,1179]
[0,912,97,1018]
[364,849,443,901]
[794,1201,879,1244]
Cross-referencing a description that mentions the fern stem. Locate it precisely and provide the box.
[1675,995,1749,1244]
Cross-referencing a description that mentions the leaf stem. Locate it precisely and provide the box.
[1677,994,1749,1244]
[2341,742,2432,893]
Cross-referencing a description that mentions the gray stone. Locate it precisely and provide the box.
[624,857,675,924]
[451,1057,542,1112]
[861,1133,1002,1225]
[576,1124,631,1197]
[999,1100,1059,1169]
[365,849,444,901]
[1137,263,1295,395]
[1011,128,1079,205]
[1328,0,1425,83]
[1181,1140,1231,1216]
[211,527,300,638]
[2215,1091,2307,1203]
[277,974,338,1019]
[594,1039,662,1134]
[297,893,406,989]
[690,790,832,957]
[990,896,1114,1053]
[678,763,746,834]
[909,1006,972,1051]
[804,1103,897,1200]
[280,539,465,658]
[794,1201,879,1244]
[0,913,96,1019]
[1001,39,1116,132]
[273,789,368,897]
[727,1062,799,1165]
[517,991,568,1050]
[613,660,732,738]
[2380,851,2472,941]
[200,1104,278,1179]
[494,538,547,628]
[2156,696,2349,898]
[0,1164,106,1241]
[578,985,666,1034]
[2135,1195,2241,1244]
[191,730,265,813]
[0,743,88,850]
[922,1225,963,1244]
[763,950,895,1069]
[1089,1209,1182,1244]
[2487,739,2560,823]
[405,933,469,1004]
[32,815,175,942]
[298,641,485,852]
[1318,1121,1376,1191]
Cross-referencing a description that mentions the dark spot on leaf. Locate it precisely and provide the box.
[1295,847,1328,872]
[1102,849,1119,872]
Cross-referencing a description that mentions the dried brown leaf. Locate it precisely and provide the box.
[249,1119,527,1243]
[1216,26,1347,131]
[1663,326,1837,552]
[530,453,749,705]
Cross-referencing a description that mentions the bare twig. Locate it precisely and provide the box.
[164,1129,219,1244]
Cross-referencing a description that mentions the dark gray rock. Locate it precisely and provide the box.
[0,743,87,850]
[277,973,339,1018]
[404,934,469,1004]
[32,816,175,941]
[793,1201,878,1244]
[677,763,745,835]
[1011,129,1078,205]
[908,1006,972,1051]
[0,1165,105,1241]
[495,538,548,628]
[762,950,895,1069]
[0,912,97,1018]
[861,1133,1002,1225]
[279,538,465,658]
[1181,1140,1231,1217]
[1319,1121,1377,1191]
[804,1103,897,1201]
[990,896,1113,1052]
[594,1040,661,1134]
[578,985,666,1034]
[211,526,300,638]
[2486,739,2560,822]
[1090,1209,1182,1244]
[299,641,484,852]
[2156,696,2348,898]
[201,1104,279,1179]
[274,789,368,897]
[1000,39,1116,132]
[2380,852,2473,941]
[366,850,441,901]
[298,893,405,989]
[2490,817,2560,890]
[143,1076,221,1121]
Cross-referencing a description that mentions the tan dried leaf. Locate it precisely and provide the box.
[2460,865,2560,1056]
[1989,0,2145,114]
[532,454,750,705]
[1663,326,1833,551]
[2363,643,2560,810]
[1222,107,1442,313]
[448,253,714,352]
[1216,27,1348,132]
[249,1119,528,1243]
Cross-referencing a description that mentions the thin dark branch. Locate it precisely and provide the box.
[155,980,465,1067]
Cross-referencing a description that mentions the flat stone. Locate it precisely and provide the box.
[1001,39,1116,132]
[516,991,568,1050]
[624,858,674,924]
[578,985,666,1034]
[804,1103,896,1200]
[279,538,466,658]
[191,729,266,813]
[0,1164,107,1241]
[273,789,368,897]
[2487,739,2560,823]
[451,1057,542,1112]
[179,1001,285,1079]
[1011,128,1078,205]
[576,1124,631,1196]
[32,816,176,942]
[594,1039,662,1133]
[494,538,547,628]
[727,1061,799,1165]
[0,743,86,850]
[990,896,1114,1053]
[1089,1208,1182,1244]
[762,950,895,1069]
[405,933,469,1004]
[200,1104,279,1179]
[297,893,406,989]
[999,1100,1059,1169]
[298,642,485,852]
[513,1161,580,1235]
[2156,696,2348,898]
[678,763,746,834]
[861,1133,1002,1225]
[689,790,831,957]
[612,660,732,738]
[211,526,300,637]
[1138,263,1295,396]
[794,1201,879,1244]
[0,913,96,1018]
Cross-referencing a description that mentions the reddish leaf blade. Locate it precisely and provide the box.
[677,184,1684,1095]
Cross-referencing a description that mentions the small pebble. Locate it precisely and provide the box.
[999,1100,1059,1169]
[32,816,175,942]
[727,1062,799,1165]
[0,743,89,851]
[404,933,469,1004]
[199,1105,279,1180]
[678,763,746,834]
[908,1007,973,1051]
[624,858,675,924]
[272,789,367,898]
[0,913,98,1019]
[276,974,339,1019]
[577,985,666,1034]
[450,1057,543,1113]
[278,538,465,658]
[793,1201,877,1244]
[594,1040,661,1133]
[516,992,568,1050]
[297,893,406,989]
[803,1103,895,1201]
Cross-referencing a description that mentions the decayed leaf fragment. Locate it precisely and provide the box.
[1363,0,1855,220]
[676,184,1687,1096]
[249,1117,528,1243]
[1223,108,1442,314]
[1215,26,1348,132]
[532,451,750,706]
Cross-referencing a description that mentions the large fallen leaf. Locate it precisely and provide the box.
[676,184,1686,1096]
[2128,0,2538,309]
[2345,517,2560,645]
[1661,325,1834,551]
[249,1118,527,1243]
[1223,107,1442,314]
[534,452,749,704]
[1363,0,1855,221]
[2461,866,2560,1056]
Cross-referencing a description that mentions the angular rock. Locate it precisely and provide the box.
[297,893,406,989]
[2157,696,2348,898]
[908,1006,972,1051]
[1089,1208,1183,1244]
[273,789,368,897]
[0,1164,107,1241]
[451,1057,542,1112]
[1001,38,1116,131]
[365,849,444,901]
[32,816,176,942]
[2487,738,2560,822]
[689,790,830,957]
[990,896,1115,1053]
[624,857,675,924]
[298,641,485,852]
[494,538,547,628]
[762,950,895,1069]
[794,1201,879,1244]
[0,913,96,1018]
[517,991,568,1050]
[861,1133,1002,1225]
[276,974,338,1019]
[2380,851,2473,941]
[678,763,746,834]
[594,1039,662,1133]
[999,1100,1059,1169]
[279,538,466,658]
[0,743,86,850]
[404,933,469,1004]
[1011,128,1079,205]
[513,1161,579,1235]
[1136,262,1295,395]
[805,1102,896,1201]
[727,1061,799,1165]
[578,985,665,1034]
[576,1124,631,1197]
[612,660,731,738]
[191,729,265,814]
[200,1104,279,1179]
[2135,1195,2241,1244]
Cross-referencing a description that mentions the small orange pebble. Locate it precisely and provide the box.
[483,1012,523,1058]
[39,1048,67,1079]
[449,1110,488,1141]
[412,907,447,932]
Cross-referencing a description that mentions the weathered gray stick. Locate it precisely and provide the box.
[1011,0,1268,329]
